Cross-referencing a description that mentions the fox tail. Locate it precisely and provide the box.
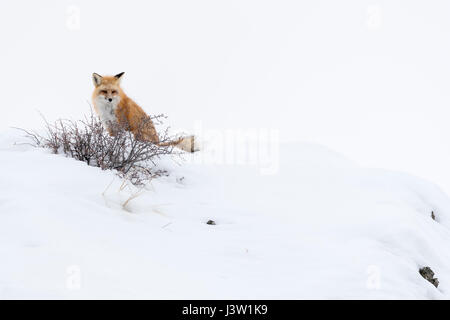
[158,135,198,153]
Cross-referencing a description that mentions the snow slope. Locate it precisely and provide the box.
[1,128,450,299]
[3,0,450,196]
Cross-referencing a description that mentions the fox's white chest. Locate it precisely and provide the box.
[94,97,119,129]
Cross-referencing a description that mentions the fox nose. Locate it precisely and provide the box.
[108,98,113,102]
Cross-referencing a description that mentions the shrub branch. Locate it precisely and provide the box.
[16,110,181,185]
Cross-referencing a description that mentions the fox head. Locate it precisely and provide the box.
[92,72,125,104]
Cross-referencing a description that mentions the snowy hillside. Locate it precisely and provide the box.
[1,129,449,299]
[3,0,450,195]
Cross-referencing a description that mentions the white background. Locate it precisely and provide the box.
[2,0,450,193]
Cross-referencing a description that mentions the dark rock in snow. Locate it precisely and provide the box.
[431,211,436,220]
[206,220,216,225]
[419,267,439,288]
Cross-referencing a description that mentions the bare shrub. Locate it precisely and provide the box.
[16,111,182,185]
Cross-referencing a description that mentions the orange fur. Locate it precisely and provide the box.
[91,72,196,152]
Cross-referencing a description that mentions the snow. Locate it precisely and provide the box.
[1,128,450,299]
[3,1,450,195]
[2,0,450,300]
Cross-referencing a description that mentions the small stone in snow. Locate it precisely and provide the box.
[419,266,439,288]
[206,220,216,225]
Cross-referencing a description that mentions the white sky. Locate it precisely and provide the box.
[2,0,450,193]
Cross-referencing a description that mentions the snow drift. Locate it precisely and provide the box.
[0,128,449,299]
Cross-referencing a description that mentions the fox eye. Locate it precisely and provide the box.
[112,90,117,94]
[100,90,107,94]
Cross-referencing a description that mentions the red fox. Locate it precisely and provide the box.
[92,72,196,152]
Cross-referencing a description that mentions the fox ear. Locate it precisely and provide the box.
[92,73,102,87]
[114,72,125,82]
